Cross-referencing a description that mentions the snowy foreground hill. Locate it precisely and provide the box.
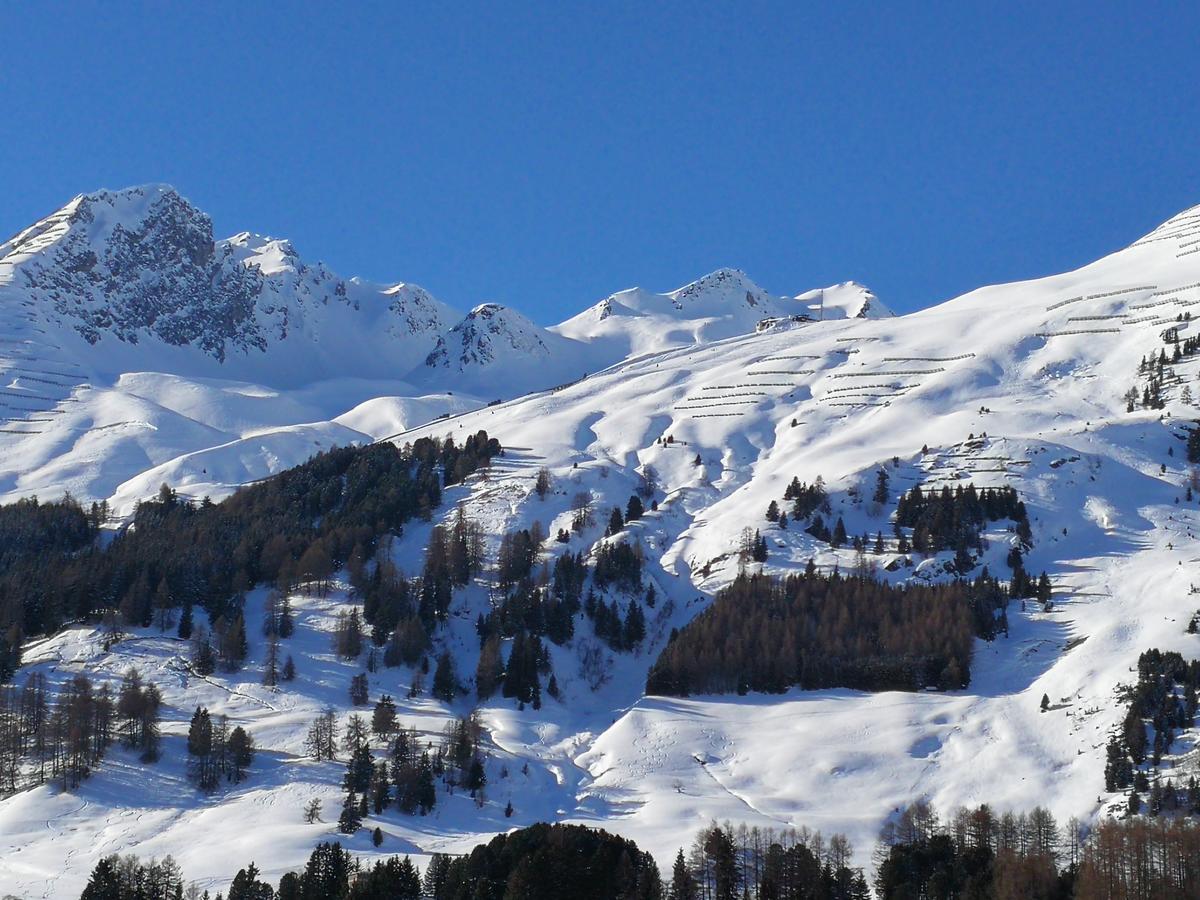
[2,187,1200,896]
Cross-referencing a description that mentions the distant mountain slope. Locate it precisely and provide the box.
[413,270,894,397]
[554,269,893,360]
[1,185,894,422]
[418,303,602,395]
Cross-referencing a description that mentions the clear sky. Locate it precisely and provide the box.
[2,2,1198,321]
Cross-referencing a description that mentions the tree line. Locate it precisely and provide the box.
[82,805,1200,899]
[875,799,1200,899]
[766,472,1034,580]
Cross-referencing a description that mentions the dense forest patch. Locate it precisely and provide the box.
[1103,648,1200,816]
[646,569,1008,696]
[0,432,501,681]
[895,483,1031,555]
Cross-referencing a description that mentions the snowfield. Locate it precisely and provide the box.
[2,190,1200,895]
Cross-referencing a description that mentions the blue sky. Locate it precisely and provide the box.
[2,2,1197,321]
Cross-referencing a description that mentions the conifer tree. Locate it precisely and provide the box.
[338,791,362,834]
[227,726,255,783]
[333,608,364,659]
[370,761,391,814]
[152,578,174,633]
[466,756,487,797]
[831,517,848,548]
[534,467,552,499]
[177,602,193,641]
[623,602,646,647]
[228,862,273,900]
[79,857,122,900]
[350,673,369,706]
[217,614,248,672]
[278,595,295,638]
[669,849,698,900]
[751,531,768,563]
[191,627,215,676]
[626,495,644,521]
[1036,572,1053,605]
[372,694,398,737]
[188,707,212,758]
[432,650,457,702]
[305,708,339,761]
[262,634,280,687]
[344,743,374,795]
[873,467,890,505]
[475,635,504,701]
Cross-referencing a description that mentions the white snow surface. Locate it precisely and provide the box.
[3,190,1200,895]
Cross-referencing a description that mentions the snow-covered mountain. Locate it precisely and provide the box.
[554,268,891,360]
[418,302,601,396]
[414,269,890,396]
[793,280,892,320]
[0,186,894,506]
[3,189,1200,896]
[0,185,457,386]
[1,187,886,397]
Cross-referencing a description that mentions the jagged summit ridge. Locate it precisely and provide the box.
[2,184,264,358]
[2,185,894,390]
[0,184,457,382]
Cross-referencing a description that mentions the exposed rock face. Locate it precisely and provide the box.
[6,186,264,359]
[0,185,455,375]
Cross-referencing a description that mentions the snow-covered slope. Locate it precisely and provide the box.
[416,270,887,397]
[3,194,1200,896]
[362,204,1200,871]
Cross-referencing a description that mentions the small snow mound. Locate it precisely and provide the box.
[794,282,893,320]
[1083,496,1118,531]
